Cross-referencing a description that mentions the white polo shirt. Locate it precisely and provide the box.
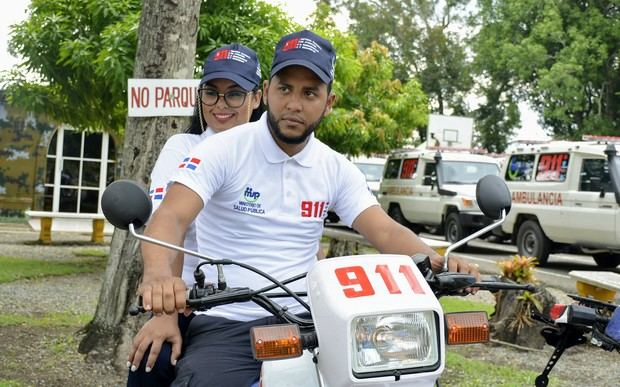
[149,128,214,286]
[172,113,378,321]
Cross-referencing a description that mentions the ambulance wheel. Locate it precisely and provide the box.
[445,212,469,246]
[516,220,551,265]
[592,253,620,269]
[388,205,409,227]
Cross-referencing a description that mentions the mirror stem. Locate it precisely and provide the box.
[128,223,218,263]
[443,209,506,272]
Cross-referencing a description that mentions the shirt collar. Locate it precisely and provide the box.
[257,112,316,168]
[202,127,216,138]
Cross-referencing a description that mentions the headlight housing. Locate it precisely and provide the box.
[351,311,440,376]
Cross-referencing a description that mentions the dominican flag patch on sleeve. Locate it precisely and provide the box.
[179,157,201,170]
[149,187,165,201]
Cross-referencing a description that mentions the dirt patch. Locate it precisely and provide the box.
[0,325,125,386]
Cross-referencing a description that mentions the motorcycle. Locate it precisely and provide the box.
[101,174,534,386]
[531,294,620,387]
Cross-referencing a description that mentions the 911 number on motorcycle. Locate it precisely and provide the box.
[334,265,425,298]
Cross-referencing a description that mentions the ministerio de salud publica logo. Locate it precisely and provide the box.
[233,186,265,215]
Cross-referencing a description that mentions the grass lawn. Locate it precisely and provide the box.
[0,312,92,327]
[443,351,558,386]
[0,256,106,284]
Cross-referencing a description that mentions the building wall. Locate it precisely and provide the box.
[0,95,120,217]
[0,97,55,216]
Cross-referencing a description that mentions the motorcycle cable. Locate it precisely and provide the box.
[194,261,311,312]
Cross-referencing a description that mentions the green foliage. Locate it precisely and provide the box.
[498,255,541,329]
[2,0,294,133]
[4,0,427,156]
[0,256,106,283]
[472,0,620,141]
[498,255,538,284]
[339,0,473,116]
[4,0,141,132]
[311,6,428,155]
[0,380,24,387]
[197,0,297,78]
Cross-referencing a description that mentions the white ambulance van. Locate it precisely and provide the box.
[378,149,501,243]
[500,140,620,267]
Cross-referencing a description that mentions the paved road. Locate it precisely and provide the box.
[421,232,620,299]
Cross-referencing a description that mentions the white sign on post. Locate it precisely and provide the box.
[127,79,201,117]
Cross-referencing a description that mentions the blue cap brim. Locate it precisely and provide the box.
[200,71,257,91]
[270,59,331,84]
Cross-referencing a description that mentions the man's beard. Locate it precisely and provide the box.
[267,108,325,145]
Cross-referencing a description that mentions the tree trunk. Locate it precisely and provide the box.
[78,0,202,369]
[490,284,557,350]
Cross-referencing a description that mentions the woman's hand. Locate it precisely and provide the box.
[128,313,182,372]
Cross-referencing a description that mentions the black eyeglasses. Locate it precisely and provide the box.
[198,88,251,108]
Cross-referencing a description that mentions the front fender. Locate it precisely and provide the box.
[260,351,320,387]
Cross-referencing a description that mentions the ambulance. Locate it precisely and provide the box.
[500,138,620,267]
[378,149,501,244]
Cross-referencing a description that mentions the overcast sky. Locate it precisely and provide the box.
[0,0,548,141]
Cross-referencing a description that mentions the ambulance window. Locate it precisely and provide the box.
[505,154,535,181]
[422,163,436,186]
[579,159,611,193]
[400,158,418,179]
[536,153,570,182]
[384,159,402,179]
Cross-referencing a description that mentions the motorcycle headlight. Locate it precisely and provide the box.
[351,311,440,376]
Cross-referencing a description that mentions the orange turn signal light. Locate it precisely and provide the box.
[445,311,490,345]
[250,324,303,360]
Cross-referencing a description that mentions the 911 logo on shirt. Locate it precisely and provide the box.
[301,200,329,218]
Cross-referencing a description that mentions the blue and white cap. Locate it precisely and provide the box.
[270,30,336,84]
[200,43,262,91]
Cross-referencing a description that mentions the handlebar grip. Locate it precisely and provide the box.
[473,282,537,292]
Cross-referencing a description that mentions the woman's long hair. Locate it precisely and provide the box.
[186,88,264,135]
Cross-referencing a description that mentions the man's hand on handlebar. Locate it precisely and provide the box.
[430,254,480,278]
[139,275,187,314]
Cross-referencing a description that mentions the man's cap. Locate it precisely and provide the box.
[200,43,262,91]
[270,30,336,84]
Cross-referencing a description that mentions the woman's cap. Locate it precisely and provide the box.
[270,30,336,84]
[201,43,262,91]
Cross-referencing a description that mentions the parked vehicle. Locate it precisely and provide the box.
[350,156,387,197]
[378,149,501,243]
[100,175,532,387]
[325,156,386,225]
[500,140,620,267]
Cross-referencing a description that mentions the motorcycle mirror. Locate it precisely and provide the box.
[101,179,152,230]
[476,175,511,220]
